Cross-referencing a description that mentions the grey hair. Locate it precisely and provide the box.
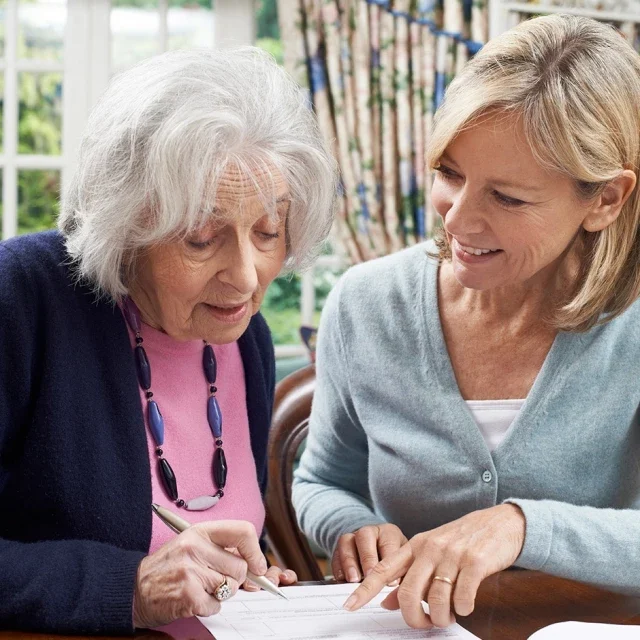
[59,47,339,300]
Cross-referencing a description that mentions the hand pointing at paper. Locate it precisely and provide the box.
[343,505,526,629]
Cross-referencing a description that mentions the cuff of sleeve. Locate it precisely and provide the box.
[503,498,553,571]
[99,551,146,634]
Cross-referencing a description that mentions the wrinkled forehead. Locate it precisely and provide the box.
[208,163,290,213]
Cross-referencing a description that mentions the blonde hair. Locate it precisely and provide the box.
[428,14,640,332]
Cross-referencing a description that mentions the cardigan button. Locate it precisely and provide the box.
[482,470,493,483]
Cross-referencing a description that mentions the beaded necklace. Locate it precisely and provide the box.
[123,298,228,511]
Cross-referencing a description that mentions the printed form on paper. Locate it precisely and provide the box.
[198,583,481,640]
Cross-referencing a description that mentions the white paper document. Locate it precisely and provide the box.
[528,621,640,639]
[198,583,481,640]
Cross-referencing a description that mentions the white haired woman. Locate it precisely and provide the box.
[293,14,640,630]
[0,47,337,633]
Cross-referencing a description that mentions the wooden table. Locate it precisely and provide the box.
[2,570,639,640]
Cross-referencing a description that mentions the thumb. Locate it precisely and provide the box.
[197,520,268,575]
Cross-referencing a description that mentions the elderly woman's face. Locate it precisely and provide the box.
[432,114,596,291]
[131,169,288,344]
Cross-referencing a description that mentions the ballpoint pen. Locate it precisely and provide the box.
[151,503,289,600]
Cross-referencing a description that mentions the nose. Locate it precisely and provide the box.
[442,190,486,238]
[216,236,259,297]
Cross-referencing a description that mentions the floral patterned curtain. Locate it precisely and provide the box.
[278,0,487,263]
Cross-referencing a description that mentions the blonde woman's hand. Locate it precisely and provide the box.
[133,520,267,628]
[343,505,526,629]
[332,524,408,583]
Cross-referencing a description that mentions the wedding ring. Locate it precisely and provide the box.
[432,575,455,586]
[213,576,232,601]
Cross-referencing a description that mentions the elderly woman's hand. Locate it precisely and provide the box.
[333,524,407,583]
[133,520,267,628]
[242,567,297,591]
[343,504,526,628]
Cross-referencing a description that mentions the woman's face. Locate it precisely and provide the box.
[130,168,289,344]
[432,114,598,292]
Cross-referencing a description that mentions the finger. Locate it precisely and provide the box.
[331,552,344,581]
[338,533,362,583]
[195,543,250,586]
[380,587,399,610]
[378,528,407,560]
[202,571,241,602]
[427,565,458,628]
[196,520,268,576]
[189,589,223,619]
[343,544,413,612]
[396,558,435,629]
[453,564,485,617]
[354,527,381,577]
[243,579,260,591]
[331,547,345,582]
[280,569,297,585]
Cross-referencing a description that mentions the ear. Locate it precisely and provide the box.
[582,169,637,233]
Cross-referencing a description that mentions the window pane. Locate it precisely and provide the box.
[168,2,214,50]
[0,75,4,153]
[261,274,303,346]
[0,0,6,58]
[255,0,282,65]
[18,72,62,155]
[18,169,60,234]
[111,0,160,71]
[18,0,66,62]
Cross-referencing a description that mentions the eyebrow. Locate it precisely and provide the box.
[439,152,545,193]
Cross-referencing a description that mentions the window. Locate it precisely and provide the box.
[0,0,338,363]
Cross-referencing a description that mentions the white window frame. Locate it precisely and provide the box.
[2,0,255,241]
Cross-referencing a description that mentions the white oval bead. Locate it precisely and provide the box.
[186,495,220,511]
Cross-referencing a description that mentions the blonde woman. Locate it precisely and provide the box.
[293,14,640,630]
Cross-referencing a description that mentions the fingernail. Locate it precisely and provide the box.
[343,595,357,611]
[347,568,360,583]
[388,579,400,587]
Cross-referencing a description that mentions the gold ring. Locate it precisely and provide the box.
[213,576,232,601]
[432,575,455,586]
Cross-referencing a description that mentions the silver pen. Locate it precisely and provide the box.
[151,503,288,600]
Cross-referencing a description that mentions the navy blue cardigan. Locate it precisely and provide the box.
[0,231,275,634]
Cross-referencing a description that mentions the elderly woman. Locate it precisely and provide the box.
[293,14,640,630]
[0,47,336,633]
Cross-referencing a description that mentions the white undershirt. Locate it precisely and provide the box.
[465,399,525,451]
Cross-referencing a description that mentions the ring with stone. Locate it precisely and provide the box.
[213,576,232,601]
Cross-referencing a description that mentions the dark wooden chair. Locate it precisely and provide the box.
[264,364,325,581]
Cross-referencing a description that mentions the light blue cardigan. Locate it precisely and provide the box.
[292,243,640,594]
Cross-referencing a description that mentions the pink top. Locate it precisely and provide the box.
[124,320,265,554]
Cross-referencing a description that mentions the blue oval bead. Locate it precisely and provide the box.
[134,346,151,390]
[148,400,164,446]
[207,395,222,438]
[203,344,217,384]
[159,458,178,501]
[123,297,141,334]
[213,447,228,489]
